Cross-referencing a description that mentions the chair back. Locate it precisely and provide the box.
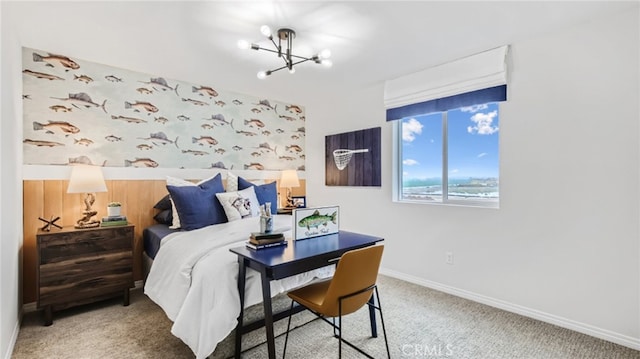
[320,245,384,317]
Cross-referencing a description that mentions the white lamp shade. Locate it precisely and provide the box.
[280,170,300,188]
[67,165,107,193]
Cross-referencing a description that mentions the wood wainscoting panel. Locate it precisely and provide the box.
[22,178,305,304]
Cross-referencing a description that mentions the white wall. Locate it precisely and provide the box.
[1,3,23,358]
[306,9,640,349]
[1,1,638,356]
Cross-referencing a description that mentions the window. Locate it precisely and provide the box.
[395,102,499,207]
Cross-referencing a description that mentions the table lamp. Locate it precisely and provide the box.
[67,165,107,229]
[280,170,300,208]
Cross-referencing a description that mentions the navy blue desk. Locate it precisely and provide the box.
[230,230,384,359]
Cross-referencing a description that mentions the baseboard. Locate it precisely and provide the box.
[3,317,20,359]
[379,267,640,351]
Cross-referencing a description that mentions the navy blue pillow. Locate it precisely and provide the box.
[166,174,226,230]
[238,177,278,214]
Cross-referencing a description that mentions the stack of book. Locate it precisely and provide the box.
[101,215,128,227]
[246,232,287,250]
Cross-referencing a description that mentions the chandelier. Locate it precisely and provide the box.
[238,26,332,79]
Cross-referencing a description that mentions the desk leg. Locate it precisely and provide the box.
[368,294,378,338]
[260,267,276,359]
[235,258,247,359]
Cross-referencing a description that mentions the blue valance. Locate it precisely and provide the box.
[385,85,506,121]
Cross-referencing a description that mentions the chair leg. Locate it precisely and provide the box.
[374,287,391,359]
[282,300,295,359]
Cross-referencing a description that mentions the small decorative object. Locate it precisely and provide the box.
[291,196,306,208]
[107,202,122,217]
[279,170,300,208]
[38,216,62,232]
[293,205,339,241]
[259,203,273,233]
[325,127,381,187]
[67,165,107,229]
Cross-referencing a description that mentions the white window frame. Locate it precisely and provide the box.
[392,106,500,209]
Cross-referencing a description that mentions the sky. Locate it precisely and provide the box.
[402,103,499,180]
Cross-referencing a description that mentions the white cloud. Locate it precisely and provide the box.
[477,152,487,158]
[403,159,419,166]
[450,169,459,174]
[467,110,499,135]
[460,104,488,113]
[402,118,423,142]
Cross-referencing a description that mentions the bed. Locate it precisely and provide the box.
[143,174,333,359]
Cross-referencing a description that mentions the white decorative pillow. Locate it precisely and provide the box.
[166,174,221,229]
[215,186,260,222]
[226,172,238,192]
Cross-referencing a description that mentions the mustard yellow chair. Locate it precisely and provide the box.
[282,245,390,358]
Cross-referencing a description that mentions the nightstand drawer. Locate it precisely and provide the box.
[39,226,133,264]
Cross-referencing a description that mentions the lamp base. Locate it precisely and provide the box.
[75,209,99,229]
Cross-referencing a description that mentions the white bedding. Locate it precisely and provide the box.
[144,215,333,359]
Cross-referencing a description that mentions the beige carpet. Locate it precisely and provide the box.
[12,275,640,359]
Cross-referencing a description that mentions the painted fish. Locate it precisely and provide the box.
[137,87,153,94]
[276,129,285,134]
[291,135,300,140]
[140,77,179,96]
[201,124,213,130]
[257,142,277,153]
[73,74,93,84]
[192,136,218,146]
[182,149,208,156]
[23,69,64,81]
[177,115,190,121]
[137,144,153,150]
[214,148,226,154]
[155,116,169,124]
[32,52,79,70]
[204,114,233,127]
[251,108,261,113]
[286,104,303,114]
[105,75,123,82]
[297,165,306,171]
[244,119,265,128]
[214,100,226,107]
[51,92,107,113]
[262,130,271,136]
[232,145,243,151]
[111,115,147,124]
[296,127,306,134]
[232,99,243,105]
[192,86,218,98]
[125,101,158,113]
[211,161,227,169]
[256,99,276,111]
[285,144,303,153]
[105,135,122,142]
[236,130,257,136]
[33,121,80,135]
[124,157,158,168]
[244,162,264,170]
[297,210,337,230]
[23,139,64,147]
[138,132,179,147]
[251,152,261,157]
[49,105,72,112]
[182,98,209,106]
[279,115,297,122]
[68,156,94,165]
[23,95,31,99]
[74,138,94,146]
[279,155,296,161]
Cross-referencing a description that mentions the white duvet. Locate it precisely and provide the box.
[144,215,333,359]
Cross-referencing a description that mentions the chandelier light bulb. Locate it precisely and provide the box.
[260,25,272,37]
[321,59,333,68]
[257,71,267,79]
[318,49,332,59]
[288,67,296,74]
[237,40,250,50]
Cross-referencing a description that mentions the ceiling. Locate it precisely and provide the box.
[178,1,635,93]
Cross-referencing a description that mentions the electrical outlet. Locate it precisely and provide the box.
[445,251,454,265]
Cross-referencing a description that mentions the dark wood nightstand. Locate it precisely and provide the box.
[36,224,134,326]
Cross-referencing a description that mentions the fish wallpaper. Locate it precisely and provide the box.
[22,47,306,171]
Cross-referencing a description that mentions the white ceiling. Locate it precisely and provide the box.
[177,1,635,92]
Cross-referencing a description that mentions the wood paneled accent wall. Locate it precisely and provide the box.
[22,178,305,304]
